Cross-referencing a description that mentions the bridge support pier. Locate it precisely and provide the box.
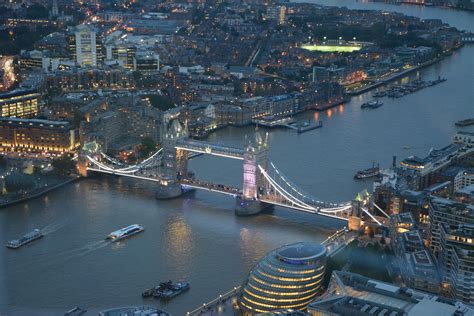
[155,181,183,199]
[235,196,272,216]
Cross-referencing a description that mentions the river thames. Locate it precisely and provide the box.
[0,3,473,315]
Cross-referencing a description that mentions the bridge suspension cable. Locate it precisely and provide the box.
[371,202,390,218]
[87,148,163,174]
[258,164,352,218]
[361,207,383,226]
[265,161,351,209]
[258,165,315,211]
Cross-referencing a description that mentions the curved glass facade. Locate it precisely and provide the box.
[238,242,327,314]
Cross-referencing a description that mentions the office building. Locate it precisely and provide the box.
[105,43,136,70]
[439,223,474,303]
[390,213,441,294]
[267,6,286,25]
[308,271,474,316]
[428,197,474,256]
[239,242,326,314]
[0,89,39,118]
[454,169,474,192]
[68,24,103,67]
[400,143,473,190]
[133,51,160,72]
[0,117,77,154]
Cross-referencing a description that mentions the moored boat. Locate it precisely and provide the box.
[155,281,190,300]
[361,100,383,109]
[106,224,144,242]
[6,229,43,249]
[373,91,387,98]
[354,165,380,179]
[455,118,474,127]
[144,280,190,300]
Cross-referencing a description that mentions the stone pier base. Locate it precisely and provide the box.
[155,182,183,200]
[235,196,272,216]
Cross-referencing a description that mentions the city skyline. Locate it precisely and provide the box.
[0,0,473,315]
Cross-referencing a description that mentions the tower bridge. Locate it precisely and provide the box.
[81,120,387,226]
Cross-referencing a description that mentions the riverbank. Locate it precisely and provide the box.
[365,0,474,13]
[0,175,80,208]
[346,54,448,95]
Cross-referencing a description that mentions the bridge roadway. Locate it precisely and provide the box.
[175,139,244,160]
[180,178,242,196]
[86,166,242,196]
[85,146,366,223]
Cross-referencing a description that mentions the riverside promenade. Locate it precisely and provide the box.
[0,176,80,208]
[346,55,446,95]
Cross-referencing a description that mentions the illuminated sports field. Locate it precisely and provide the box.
[301,44,362,52]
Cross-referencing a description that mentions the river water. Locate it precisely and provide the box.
[0,3,473,315]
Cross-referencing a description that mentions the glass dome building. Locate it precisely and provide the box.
[238,242,327,314]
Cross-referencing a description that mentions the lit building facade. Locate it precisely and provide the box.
[133,51,160,72]
[239,242,327,314]
[0,89,39,118]
[105,43,136,70]
[428,197,474,256]
[0,117,77,154]
[439,224,474,303]
[266,6,286,25]
[454,169,474,192]
[309,271,474,316]
[68,24,103,67]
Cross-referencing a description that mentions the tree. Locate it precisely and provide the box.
[25,4,49,19]
[73,110,86,128]
[140,137,156,157]
[380,236,386,246]
[5,173,35,193]
[52,155,76,176]
[147,94,174,111]
[0,155,6,168]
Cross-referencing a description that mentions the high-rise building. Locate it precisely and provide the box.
[428,197,474,303]
[238,242,326,314]
[68,24,103,67]
[428,197,474,256]
[439,223,474,303]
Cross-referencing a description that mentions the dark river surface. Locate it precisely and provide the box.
[0,3,473,315]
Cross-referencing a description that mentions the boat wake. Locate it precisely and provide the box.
[41,219,71,235]
[61,240,109,261]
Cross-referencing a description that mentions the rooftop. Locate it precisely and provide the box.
[0,117,72,129]
[430,196,474,219]
[310,271,474,316]
[401,144,464,170]
[276,242,326,262]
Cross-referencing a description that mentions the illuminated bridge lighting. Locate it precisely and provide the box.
[301,44,362,53]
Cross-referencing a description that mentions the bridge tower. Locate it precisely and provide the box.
[156,120,188,199]
[235,130,272,216]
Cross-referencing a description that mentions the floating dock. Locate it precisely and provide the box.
[252,117,323,133]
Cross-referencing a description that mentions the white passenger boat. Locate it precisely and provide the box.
[106,224,144,242]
